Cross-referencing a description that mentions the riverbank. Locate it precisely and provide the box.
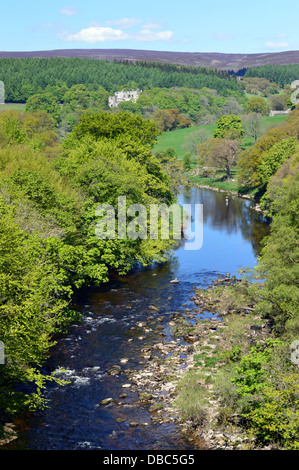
[190,183,265,214]
[185,175,267,214]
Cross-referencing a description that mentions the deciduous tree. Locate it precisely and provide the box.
[213,114,245,139]
[198,136,241,179]
[246,96,268,116]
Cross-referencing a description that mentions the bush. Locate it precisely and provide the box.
[243,374,299,449]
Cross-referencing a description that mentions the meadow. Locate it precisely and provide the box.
[153,115,288,159]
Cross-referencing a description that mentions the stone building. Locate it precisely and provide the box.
[269,109,291,116]
[108,89,141,107]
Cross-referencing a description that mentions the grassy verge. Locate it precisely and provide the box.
[0,103,26,112]
[187,170,258,197]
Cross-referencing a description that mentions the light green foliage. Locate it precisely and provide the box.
[137,87,228,125]
[243,77,280,97]
[258,137,297,186]
[213,114,245,139]
[231,340,299,449]
[183,152,192,170]
[68,110,160,147]
[0,110,59,150]
[256,170,299,334]
[0,111,27,145]
[243,374,299,449]
[0,109,176,424]
[231,339,281,398]
[0,202,78,415]
[246,96,268,115]
[26,92,62,125]
[260,151,299,214]
[237,107,299,187]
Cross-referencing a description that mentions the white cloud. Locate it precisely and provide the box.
[60,23,174,43]
[135,29,173,42]
[60,6,79,16]
[105,18,141,28]
[265,41,289,50]
[63,26,129,43]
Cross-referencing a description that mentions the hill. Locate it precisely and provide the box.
[1,48,299,70]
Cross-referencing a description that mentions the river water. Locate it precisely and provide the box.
[6,187,269,451]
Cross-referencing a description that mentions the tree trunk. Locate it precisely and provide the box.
[226,165,231,179]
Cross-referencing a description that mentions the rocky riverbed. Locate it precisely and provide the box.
[2,274,272,450]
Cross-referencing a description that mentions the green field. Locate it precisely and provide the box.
[153,124,217,158]
[0,103,26,112]
[153,115,288,159]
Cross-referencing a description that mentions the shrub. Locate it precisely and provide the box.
[243,374,299,449]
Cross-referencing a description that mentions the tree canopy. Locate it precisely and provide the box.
[0,109,176,426]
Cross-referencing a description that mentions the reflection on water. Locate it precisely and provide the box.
[6,188,269,451]
[177,187,269,279]
[180,186,269,257]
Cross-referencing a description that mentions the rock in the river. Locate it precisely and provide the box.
[107,365,122,375]
[149,305,159,311]
[100,398,114,405]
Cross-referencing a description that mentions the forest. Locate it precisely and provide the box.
[0,57,242,103]
[0,58,298,449]
[244,63,299,87]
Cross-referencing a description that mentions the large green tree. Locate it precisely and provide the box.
[246,96,268,116]
[213,114,245,139]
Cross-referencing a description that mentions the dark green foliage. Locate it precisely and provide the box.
[0,58,243,103]
[245,64,299,87]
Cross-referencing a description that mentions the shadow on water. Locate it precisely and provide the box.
[5,187,270,451]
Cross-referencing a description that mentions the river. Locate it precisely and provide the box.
[5,186,269,451]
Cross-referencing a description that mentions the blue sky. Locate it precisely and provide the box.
[1,0,298,54]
